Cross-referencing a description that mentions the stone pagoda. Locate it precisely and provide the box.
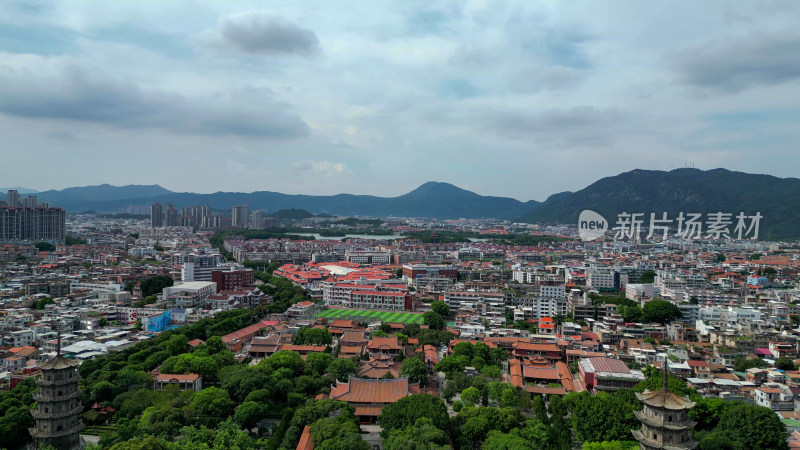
[29,330,84,450]
[632,363,697,450]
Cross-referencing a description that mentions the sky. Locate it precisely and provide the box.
[1,1,800,201]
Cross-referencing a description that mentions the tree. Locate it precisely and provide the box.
[32,297,54,310]
[128,275,174,297]
[443,381,458,402]
[34,241,56,252]
[733,357,769,372]
[294,327,333,346]
[452,342,475,359]
[716,253,726,262]
[234,401,267,429]
[311,413,371,450]
[461,387,481,406]
[642,299,682,324]
[205,335,225,353]
[328,357,359,382]
[635,365,694,397]
[0,405,35,449]
[401,356,428,386]
[166,334,188,355]
[483,431,536,450]
[383,418,450,450]
[775,357,796,371]
[91,380,116,402]
[688,397,730,431]
[619,305,644,323]
[639,270,657,284]
[714,403,789,450]
[461,414,491,446]
[532,395,548,424]
[416,329,454,347]
[481,365,502,379]
[568,391,640,442]
[430,301,449,318]
[279,400,354,449]
[305,352,334,376]
[189,387,234,427]
[379,394,450,438]
[423,311,445,330]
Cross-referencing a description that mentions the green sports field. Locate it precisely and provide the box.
[317,308,425,324]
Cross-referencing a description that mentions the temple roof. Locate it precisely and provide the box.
[636,389,696,410]
[39,355,80,370]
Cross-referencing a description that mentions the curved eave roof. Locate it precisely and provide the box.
[635,389,695,410]
[39,356,81,370]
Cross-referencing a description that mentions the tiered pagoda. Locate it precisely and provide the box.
[29,331,84,450]
[632,364,697,450]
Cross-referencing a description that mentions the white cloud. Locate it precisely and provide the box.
[292,161,351,176]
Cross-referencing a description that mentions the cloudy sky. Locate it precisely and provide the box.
[1,1,799,200]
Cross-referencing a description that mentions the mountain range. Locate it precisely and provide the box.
[29,182,538,220]
[16,168,800,239]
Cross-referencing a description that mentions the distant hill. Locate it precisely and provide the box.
[268,209,315,220]
[33,181,538,220]
[36,184,173,207]
[0,187,38,194]
[516,168,800,240]
[23,170,800,239]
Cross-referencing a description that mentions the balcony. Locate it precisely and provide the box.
[35,372,80,386]
[33,389,82,403]
[29,422,84,439]
[30,403,83,419]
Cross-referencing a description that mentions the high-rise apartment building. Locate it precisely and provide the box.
[150,203,163,228]
[165,203,178,227]
[232,204,249,228]
[22,195,38,208]
[250,210,262,229]
[0,205,66,242]
[6,189,20,207]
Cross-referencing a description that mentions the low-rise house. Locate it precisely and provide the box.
[153,372,203,392]
[755,384,794,411]
[579,356,645,392]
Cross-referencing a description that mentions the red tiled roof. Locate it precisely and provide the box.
[339,345,365,355]
[585,357,630,374]
[758,387,783,394]
[330,319,355,328]
[330,377,418,403]
[154,373,201,382]
[556,362,575,392]
[221,320,279,343]
[509,359,523,387]
[514,342,559,352]
[523,367,560,380]
[367,336,403,350]
[687,360,709,367]
[297,425,313,450]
